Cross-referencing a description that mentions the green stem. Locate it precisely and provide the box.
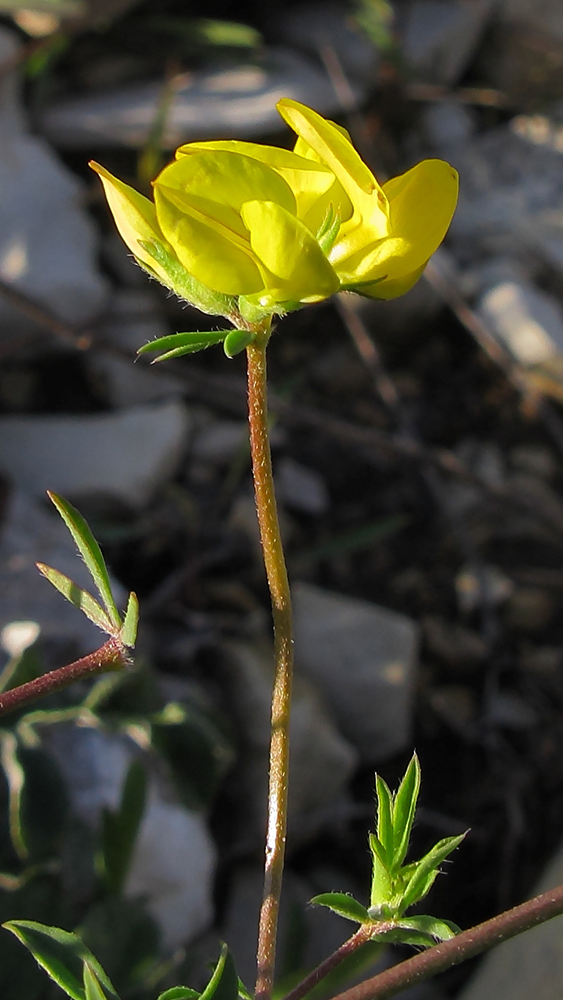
[0,638,128,718]
[247,333,294,1000]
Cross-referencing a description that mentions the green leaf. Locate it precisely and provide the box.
[157,990,200,1000]
[199,944,238,1000]
[375,774,393,859]
[400,833,466,912]
[369,834,393,908]
[3,920,119,1000]
[84,962,120,1000]
[100,761,146,895]
[47,493,121,631]
[310,892,370,924]
[137,330,230,362]
[237,979,253,1000]
[395,915,460,941]
[392,753,421,869]
[138,239,235,318]
[223,330,254,358]
[120,592,139,648]
[36,564,115,635]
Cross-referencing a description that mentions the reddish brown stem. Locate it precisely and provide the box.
[0,638,128,717]
[327,883,563,1000]
[247,336,294,1000]
[283,923,385,1000]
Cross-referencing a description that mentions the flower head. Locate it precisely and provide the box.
[91,99,458,346]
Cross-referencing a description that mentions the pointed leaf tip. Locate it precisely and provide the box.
[46,493,121,630]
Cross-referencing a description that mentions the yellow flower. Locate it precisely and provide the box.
[276,99,459,300]
[90,100,458,328]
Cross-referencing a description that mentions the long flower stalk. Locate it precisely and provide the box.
[246,329,294,1000]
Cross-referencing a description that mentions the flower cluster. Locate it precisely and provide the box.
[91,98,458,331]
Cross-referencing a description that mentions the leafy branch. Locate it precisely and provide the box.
[0,492,138,718]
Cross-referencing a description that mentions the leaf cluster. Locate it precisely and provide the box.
[312,755,466,947]
[37,492,138,650]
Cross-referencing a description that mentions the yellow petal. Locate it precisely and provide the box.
[155,149,296,229]
[356,263,427,300]
[89,161,174,282]
[155,185,263,295]
[176,139,344,227]
[241,199,339,302]
[277,98,388,240]
[336,159,458,285]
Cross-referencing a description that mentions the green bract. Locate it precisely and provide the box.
[91,99,458,326]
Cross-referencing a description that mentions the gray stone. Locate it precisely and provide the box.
[497,0,563,40]
[45,724,216,952]
[0,400,191,508]
[40,48,355,150]
[222,641,358,844]
[459,845,563,1000]
[99,289,170,354]
[0,489,126,653]
[401,0,493,86]
[0,28,108,335]
[273,2,379,87]
[293,583,418,761]
[275,457,330,515]
[90,352,185,409]
[448,118,563,273]
[477,279,563,365]
[221,864,370,990]
[420,101,477,155]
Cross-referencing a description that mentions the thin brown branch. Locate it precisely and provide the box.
[283,924,379,1000]
[0,638,128,717]
[328,883,563,1000]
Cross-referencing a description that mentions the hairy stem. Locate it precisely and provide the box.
[327,882,563,1000]
[0,638,128,717]
[283,923,386,1000]
[247,334,294,1000]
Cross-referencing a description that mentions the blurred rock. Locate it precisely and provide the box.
[90,352,184,408]
[273,2,380,87]
[455,563,514,615]
[477,279,563,366]
[221,864,370,990]
[428,684,476,729]
[0,400,190,509]
[192,420,248,464]
[400,0,493,86]
[222,641,358,844]
[509,445,556,480]
[423,615,490,668]
[0,489,125,655]
[420,101,477,155]
[478,22,563,108]
[275,457,330,515]
[497,0,563,41]
[99,289,169,354]
[448,117,563,273]
[485,690,538,729]
[458,841,563,1000]
[45,724,215,951]
[0,27,108,336]
[40,48,356,150]
[293,583,418,761]
[503,587,554,631]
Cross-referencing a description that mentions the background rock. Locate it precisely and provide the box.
[293,583,418,761]
[0,27,108,335]
[45,723,216,952]
[0,400,191,509]
[40,48,356,150]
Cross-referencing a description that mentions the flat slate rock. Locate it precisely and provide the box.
[40,47,357,149]
[293,582,419,762]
